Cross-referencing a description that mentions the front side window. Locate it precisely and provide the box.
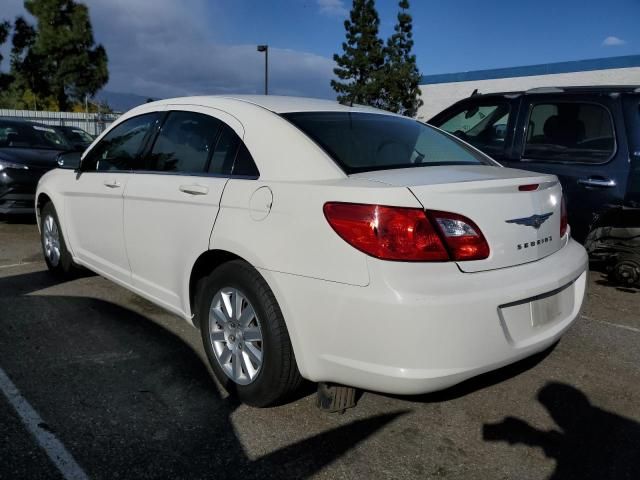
[436,102,511,156]
[283,112,492,174]
[148,111,222,173]
[84,113,157,171]
[523,102,615,163]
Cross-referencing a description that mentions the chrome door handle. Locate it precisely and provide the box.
[179,184,209,195]
[103,180,121,188]
[577,177,616,188]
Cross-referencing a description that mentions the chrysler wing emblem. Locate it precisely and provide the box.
[506,212,553,230]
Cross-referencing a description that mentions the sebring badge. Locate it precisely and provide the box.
[506,212,553,230]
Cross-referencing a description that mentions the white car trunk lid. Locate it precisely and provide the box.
[350,166,564,272]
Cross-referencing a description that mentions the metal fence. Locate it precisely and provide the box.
[0,109,121,136]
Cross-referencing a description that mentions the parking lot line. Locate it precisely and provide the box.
[0,261,39,269]
[581,314,640,334]
[0,367,89,480]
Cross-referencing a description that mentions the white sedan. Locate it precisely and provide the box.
[36,96,588,407]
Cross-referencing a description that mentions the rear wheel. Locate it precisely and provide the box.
[196,260,303,407]
[610,254,640,286]
[40,202,77,278]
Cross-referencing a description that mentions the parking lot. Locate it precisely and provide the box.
[0,218,638,480]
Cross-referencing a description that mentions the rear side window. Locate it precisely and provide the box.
[233,143,260,177]
[207,125,259,177]
[524,102,615,163]
[85,113,157,171]
[283,112,491,174]
[148,111,222,173]
[435,102,511,157]
[209,126,239,175]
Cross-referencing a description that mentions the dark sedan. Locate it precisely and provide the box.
[52,125,94,151]
[0,119,71,215]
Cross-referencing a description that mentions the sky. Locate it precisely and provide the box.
[1,0,639,101]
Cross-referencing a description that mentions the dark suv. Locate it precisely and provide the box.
[429,86,640,283]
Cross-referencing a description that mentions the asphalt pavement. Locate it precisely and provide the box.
[1,218,639,480]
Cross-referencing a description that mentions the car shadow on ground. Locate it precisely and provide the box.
[483,382,640,480]
[0,213,37,225]
[0,269,408,479]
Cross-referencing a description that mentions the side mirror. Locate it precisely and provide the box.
[56,151,83,170]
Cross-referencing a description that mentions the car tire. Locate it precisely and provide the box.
[609,254,640,286]
[40,202,77,278]
[196,259,303,407]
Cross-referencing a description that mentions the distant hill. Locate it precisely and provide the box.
[94,90,157,112]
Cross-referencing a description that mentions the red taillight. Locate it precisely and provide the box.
[518,184,539,191]
[560,196,568,238]
[429,210,490,261]
[323,203,448,261]
[323,203,490,262]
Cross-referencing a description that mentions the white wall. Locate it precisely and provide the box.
[416,66,640,121]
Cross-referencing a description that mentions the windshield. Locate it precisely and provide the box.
[0,121,70,150]
[282,112,493,174]
[59,127,94,145]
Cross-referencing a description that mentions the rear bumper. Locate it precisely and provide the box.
[261,238,588,395]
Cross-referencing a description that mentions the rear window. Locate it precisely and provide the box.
[282,112,493,174]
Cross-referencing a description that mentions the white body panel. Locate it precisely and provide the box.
[123,173,228,313]
[353,165,563,272]
[63,172,131,282]
[262,240,586,392]
[35,95,588,395]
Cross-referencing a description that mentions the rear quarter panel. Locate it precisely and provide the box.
[209,178,423,286]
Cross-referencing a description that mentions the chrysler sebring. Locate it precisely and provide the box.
[35,96,588,406]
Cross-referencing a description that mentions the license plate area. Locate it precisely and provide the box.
[531,290,568,328]
[499,282,576,345]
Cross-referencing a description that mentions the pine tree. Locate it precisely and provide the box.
[331,0,385,107]
[382,0,423,117]
[8,0,108,111]
[0,21,12,89]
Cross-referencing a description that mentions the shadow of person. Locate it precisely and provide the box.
[0,268,408,479]
[483,382,640,480]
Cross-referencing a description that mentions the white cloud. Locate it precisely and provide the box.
[2,0,336,100]
[317,0,348,17]
[602,36,627,47]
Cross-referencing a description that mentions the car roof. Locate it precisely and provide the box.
[465,85,640,98]
[0,117,55,129]
[149,94,392,115]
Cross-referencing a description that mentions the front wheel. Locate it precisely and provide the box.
[40,202,77,278]
[196,260,302,407]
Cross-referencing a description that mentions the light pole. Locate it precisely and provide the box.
[257,44,268,95]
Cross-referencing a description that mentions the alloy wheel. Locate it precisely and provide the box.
[209,287,263,385]
[43,214,61,267]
